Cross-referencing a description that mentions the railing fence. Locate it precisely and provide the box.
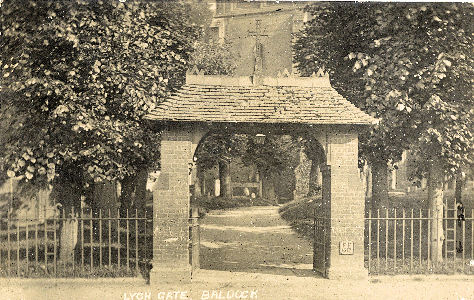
[0,207,154,277]
[365,208,473,275]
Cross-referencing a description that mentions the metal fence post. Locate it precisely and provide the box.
[99,209,103,267]
[81,207,84,272]
[26,212,29,276]
[419,209,422,267]
[117,208,121,269]
[17,215,20,276]
[393,208,397,273]
[368,210,372,274]
[90,209,93,270]
[402,209,405,267]
[108,209,112,268]
[427,209,431,273]
[385,208,388,271]
[126,209,130,271]
[135,209,139,273]
[376,209,380,274]
[191,207,200,270]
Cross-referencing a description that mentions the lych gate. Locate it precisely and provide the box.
[145,70,377,283]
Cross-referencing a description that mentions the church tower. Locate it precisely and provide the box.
[208,1,309,76]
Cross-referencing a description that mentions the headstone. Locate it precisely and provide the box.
[391,169,397,190]
[60,216,78,263]
[214,179,220,197]
[421,178,427,189]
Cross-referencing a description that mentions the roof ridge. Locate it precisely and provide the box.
[185,68,331,88]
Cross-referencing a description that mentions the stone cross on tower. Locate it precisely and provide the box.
[248,19,268,79]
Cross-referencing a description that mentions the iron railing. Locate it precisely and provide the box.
[365,208,473,275]
[0,208,153,277]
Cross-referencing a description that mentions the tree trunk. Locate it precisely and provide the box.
[194,166,203,198]
[218,161,232,198]
[454,170,464,205]
[428,160,444,264]
[91,181,119,213]
[202,176,207,197]
[365,165,372,200]
[194,175,202,198]
[59,216,78,264]
[262,172,277,204]
[308,157,321,196]
[120,175,135,214]
[134,167,148,214]
[371,159,389,211]
[52,177,81,264]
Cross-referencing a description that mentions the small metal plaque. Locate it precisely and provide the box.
[339,241,354,255]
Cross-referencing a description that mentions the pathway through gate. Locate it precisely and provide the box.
[199,206,316,277]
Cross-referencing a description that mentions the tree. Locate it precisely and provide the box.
[294,3,407,210]
[189,40,238,76]
[301,134,325,196]
[195,133,247,198]
[294,3,473,262]
[243,135,298,204]
[0,0,198,201]
[1,0,199,259]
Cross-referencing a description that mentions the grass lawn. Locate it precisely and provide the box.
[279,196,317,241]
[382,188,474,211]
[280,188,474,240]
[0,261,141,278]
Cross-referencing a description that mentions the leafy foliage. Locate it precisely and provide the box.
[0,0,199,190]
[294,3,473,176]
[243,135,299,178]
[189,40,238,76]
[195,133,248,170]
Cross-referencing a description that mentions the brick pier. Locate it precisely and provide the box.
[322,131,367,279]
[150,130,193,284]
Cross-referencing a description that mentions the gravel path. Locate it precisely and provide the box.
[199,206,315,277]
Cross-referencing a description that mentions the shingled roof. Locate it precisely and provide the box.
[146,72,378,126]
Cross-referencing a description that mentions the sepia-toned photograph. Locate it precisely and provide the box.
[0,0,473,299]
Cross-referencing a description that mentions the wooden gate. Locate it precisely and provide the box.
[313,213,330,277]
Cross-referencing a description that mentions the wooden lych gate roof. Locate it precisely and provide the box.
[146,70,378,126]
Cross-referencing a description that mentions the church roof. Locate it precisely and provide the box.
[146,72,378,126]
